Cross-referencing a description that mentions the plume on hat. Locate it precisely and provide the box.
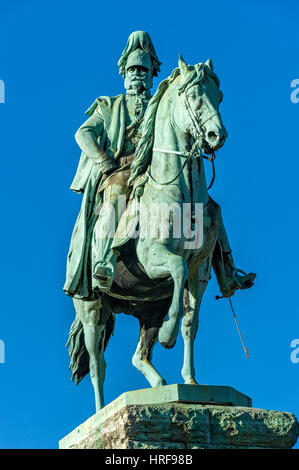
[118,31,161,77]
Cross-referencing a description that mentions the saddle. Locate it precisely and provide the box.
[111,173,148,249]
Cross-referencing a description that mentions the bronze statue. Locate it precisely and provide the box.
[64,31,255,411]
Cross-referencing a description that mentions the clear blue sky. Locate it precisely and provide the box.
[0,0,298,449]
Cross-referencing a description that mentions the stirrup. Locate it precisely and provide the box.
[93,261,114,289]
[220,271,256,298]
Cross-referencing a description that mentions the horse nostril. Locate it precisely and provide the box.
[207,131,218,142]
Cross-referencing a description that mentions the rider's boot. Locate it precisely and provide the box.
[212,244,256,298]
[93,182,126,291]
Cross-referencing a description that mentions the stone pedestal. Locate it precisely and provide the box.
[59,384,299,449]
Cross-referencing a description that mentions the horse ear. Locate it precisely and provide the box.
[178,54,189,79]
[205,58,213,71]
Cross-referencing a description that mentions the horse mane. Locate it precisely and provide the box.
[178,62,220,94]
[131,67,180,173]
[132,62,220,174]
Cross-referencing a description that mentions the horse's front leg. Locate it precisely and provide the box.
[142,243,188,349]
[73,298,106,412]
[181,272,208,385]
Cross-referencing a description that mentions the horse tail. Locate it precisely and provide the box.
[66,313,115,385]
[66,318,88,385]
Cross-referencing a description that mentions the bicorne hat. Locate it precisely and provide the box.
[118,31,161,77]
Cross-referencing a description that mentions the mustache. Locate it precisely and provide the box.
[127,78,148,86]
[129,73,148,79]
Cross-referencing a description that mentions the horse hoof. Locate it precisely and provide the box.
[152,378,168,387]
[158,319,179,348]
[159,329,177,348]
[160,339,176,349]
[184,378,198,385]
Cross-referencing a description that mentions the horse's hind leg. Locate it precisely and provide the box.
[181,273,208,385]
[73,298,106,412]
[132,311,167,387]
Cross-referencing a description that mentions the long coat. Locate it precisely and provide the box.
[64,94,234,300]
[64,94,126,299]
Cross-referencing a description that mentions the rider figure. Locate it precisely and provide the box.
[64,31,255,301]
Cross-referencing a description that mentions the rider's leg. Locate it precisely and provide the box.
[213,206,256,297]
[93,182,128,289]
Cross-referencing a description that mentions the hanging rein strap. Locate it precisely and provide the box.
[147,138,201,186]
[203,152,216,190]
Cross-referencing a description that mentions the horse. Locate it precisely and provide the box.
[66,56,227,412]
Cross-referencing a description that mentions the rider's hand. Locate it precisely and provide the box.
[128,161,145,185]
[100,156,119,175]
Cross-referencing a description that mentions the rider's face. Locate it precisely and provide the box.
[124,66,153,92]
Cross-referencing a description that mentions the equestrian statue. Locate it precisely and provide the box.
[64,31,256,412]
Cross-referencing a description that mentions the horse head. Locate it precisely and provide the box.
[176,55,227,154]
[128,56,228,184]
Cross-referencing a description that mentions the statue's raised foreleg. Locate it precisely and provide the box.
[143,244,188,349]
[73,298,106,412]
[181,273,208,385]
[132,310,167,387]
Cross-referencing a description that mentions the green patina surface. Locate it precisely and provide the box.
[64,32,257,413]
[60,32,298,453]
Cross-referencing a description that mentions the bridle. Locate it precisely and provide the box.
[146,86,217,188]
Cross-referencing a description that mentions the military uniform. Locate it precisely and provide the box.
[63,91,149,298]
[64,31,255,300]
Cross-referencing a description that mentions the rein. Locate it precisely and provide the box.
[147,146,216,189]
[146,139,201,186]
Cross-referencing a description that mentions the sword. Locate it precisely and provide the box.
[216,294,250,359]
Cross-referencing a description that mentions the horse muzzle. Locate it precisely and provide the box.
[204,125,227,152]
